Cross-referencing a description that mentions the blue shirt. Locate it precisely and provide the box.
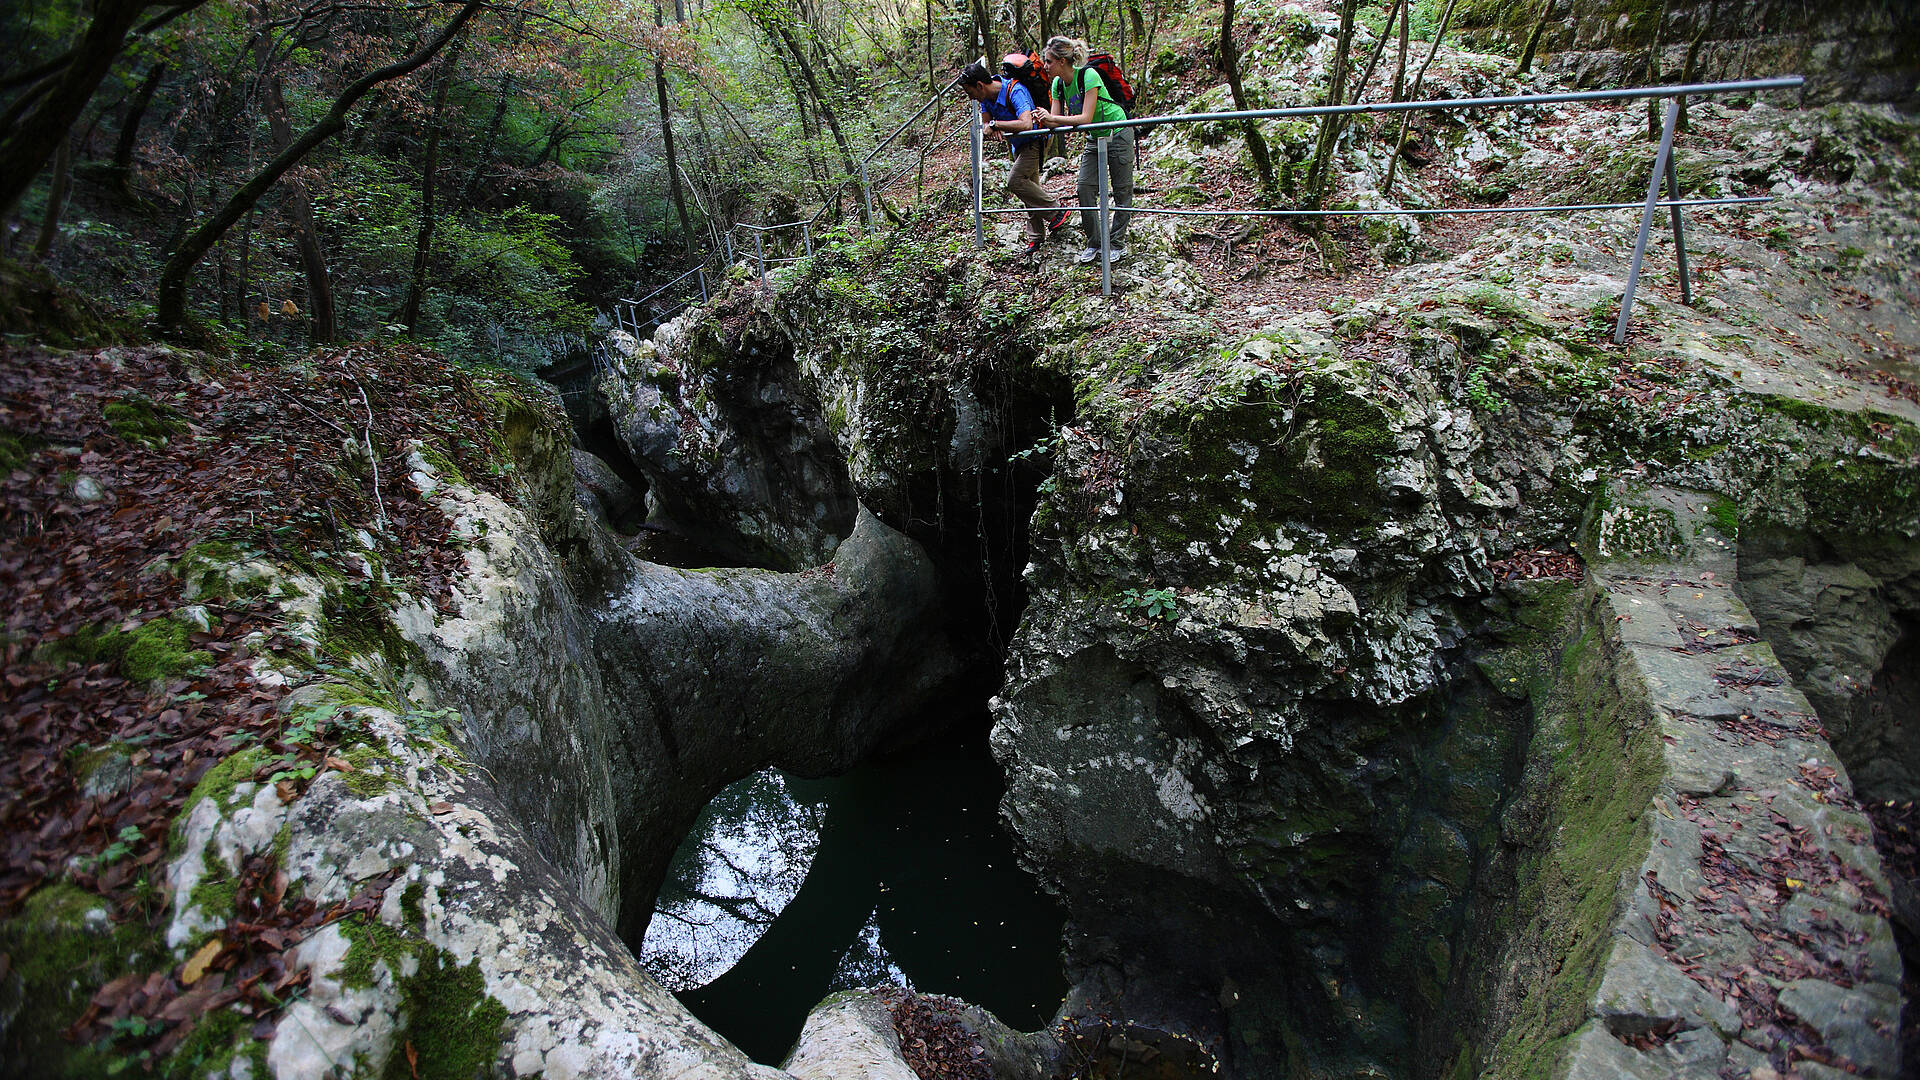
[979,81,1039,155]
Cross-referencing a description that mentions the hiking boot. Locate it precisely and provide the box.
[1047,207,1071,232]
[1023,235,1045,256]
[1075,247,1100,264]
[1108,245,1128,262]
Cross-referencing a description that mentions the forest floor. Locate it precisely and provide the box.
[0,337,527,1055]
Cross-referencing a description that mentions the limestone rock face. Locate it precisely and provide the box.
[602,311,859,568]
[571,446,647,533]
[167,727,787,1080]
[115,372,965,1077]
[979,101,1920,1077]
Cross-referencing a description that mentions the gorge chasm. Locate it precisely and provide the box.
[7,85,1920,1080]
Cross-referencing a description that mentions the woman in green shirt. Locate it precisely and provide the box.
[1033,36,1132,263]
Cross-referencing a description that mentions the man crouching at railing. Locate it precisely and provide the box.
[961,60,1071,257]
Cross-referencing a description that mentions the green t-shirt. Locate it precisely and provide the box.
[1050,66,1128,128]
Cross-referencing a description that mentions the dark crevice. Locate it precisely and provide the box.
[885,354,1076,687]
[625,355,1077,1063]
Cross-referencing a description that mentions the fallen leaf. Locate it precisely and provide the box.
[429,802,454,816]
[181,938,222,985]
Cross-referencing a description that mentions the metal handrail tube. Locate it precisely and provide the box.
[734,219,817,233]
[978,195,1773,217]
[870,122,976,192]
[866,79,962,165]
[619,264,708,308]
[1036,75,1805,139]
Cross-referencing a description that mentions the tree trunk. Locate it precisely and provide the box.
[969,0,995,61]
[1219,0,1275,200]
[157,0,482,331]
[259,57,336,342]
[236,208,252,325]
[402,32,463,335]
[656,0,696,259]
[1391,0,1410,103]
[1677,0,1720,132]
[1305,0,1360,208]
[29,137,72,262]
[467,72,515,203]
[769,21,860,187]
[109,61,166,181]
[1383,0,1457,194]
[1517,0,1553,76]
[1351,0,1399,104]
[0,0,149,220]
[1644,0,1670,138]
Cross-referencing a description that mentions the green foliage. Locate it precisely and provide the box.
[73,826,145,873]
[1121,586,1179,621]
[1465,359,1506,412]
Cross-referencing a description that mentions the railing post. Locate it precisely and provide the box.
[1665,98,1693,307]
[1614,97,1680,345]
[1098,136,1112,298]
[698,266,708,303]
[803,221,813,258]
[724,232,733,266]
[971,119,985,248]
[754,231,766,292]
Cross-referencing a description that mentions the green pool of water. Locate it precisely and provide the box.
[643,726,1067,1064]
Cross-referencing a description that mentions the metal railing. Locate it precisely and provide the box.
[722,82,970,288]
[972,75,1805,340]
[610,264,710,340]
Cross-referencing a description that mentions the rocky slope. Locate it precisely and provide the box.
[602,66,1920,1076]
[4,5,1918,1079]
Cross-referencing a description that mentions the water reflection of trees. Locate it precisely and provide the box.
[642,770,826,990]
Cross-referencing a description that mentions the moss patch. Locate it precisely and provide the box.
[0,883,165,1075]
[1474,589,1665,1079]
[343,746,405,799]
[165,540,277,601]
[102,394,186,448]
[1705,495,1740,540]
[0,427,46,473]
[35,617,213,683]
[168,746,272,854]
[337,912,509,1080]
[317,583,417,665]
[156,1002,265,1080]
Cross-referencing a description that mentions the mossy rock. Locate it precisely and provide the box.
[0,428,46,474]
[101,394,186,449]
[316,583,417,666]
[1479,599,1666,1079]
[337,910,510,1080]
[34,617,212,684]
[0,883,165,1076]
[0,258,124,349]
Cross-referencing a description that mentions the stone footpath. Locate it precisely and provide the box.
[1566,486,1902,1078]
